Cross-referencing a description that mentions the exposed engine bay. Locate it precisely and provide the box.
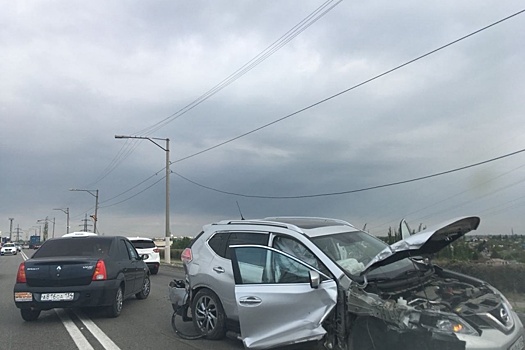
[330,264,516,350]
[378,269,502,317]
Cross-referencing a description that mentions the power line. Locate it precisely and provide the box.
[367,160,525,232]
[136,0,342,136]
[174,8,525,163]
[100,169,165,205]
[174,148,525,199]
[91,7,525,206]
[87,1,342,186]
[101,175,166,209]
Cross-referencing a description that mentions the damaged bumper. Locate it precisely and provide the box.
[457,314,524,350]
[345,286,525,350]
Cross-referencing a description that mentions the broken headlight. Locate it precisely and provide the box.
[419,313,479,336]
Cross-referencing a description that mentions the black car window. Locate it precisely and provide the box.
[117,239,131,260]
[32,238,112,258]
[125,240,140,260]
[130,240,156,249]
[208,233,230,257]
[225,232,268,259]
[208,232,269,259]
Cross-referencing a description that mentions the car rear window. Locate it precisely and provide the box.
[130,240,156,249]
[33,238,112,258]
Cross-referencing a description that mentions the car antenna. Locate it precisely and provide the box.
[236,201,245,220]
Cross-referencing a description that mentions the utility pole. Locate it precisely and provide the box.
[14,225,22,242]
[37,217,53,241]
[70,189,99,233]
[115,134,171,264]
[9,218,14,241]
[54,208,70,234]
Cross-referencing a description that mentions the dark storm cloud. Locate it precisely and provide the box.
[1,1,525,239]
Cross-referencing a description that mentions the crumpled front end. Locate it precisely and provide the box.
[345,269,524,350]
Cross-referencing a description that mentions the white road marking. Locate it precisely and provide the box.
[55,309,95,350]
[76,311,121,350]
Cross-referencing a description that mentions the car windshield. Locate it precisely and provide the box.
[311,230,429,280]
[310,230,388,275]
[32,238,111,258]
[4,243,15,247]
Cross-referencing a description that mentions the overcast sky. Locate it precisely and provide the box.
[2,1,525,240]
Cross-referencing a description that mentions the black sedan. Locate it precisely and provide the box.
[13,234,151,321]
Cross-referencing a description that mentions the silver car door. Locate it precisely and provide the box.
[230,245,337,350]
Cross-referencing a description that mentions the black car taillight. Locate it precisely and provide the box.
[16,262,26,283]
[92,260,107,281]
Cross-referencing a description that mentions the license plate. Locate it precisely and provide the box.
[510,335,524,350]
[14,292,33,302]
[41,293,74,301]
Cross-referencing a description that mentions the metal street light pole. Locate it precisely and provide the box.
[36,217,55,240]
[54,208,70,234]
[9,218,14,241]
[115,134,171,264]
[69,189,99,234]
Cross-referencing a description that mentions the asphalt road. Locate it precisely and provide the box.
[0,250,319,350]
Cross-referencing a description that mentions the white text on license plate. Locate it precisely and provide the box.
[41,293,74,301]
[509,335,524,350]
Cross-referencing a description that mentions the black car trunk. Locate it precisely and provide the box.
[24,258,99,287]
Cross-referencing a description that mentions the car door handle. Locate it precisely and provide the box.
[213,266,225,274]
[239,296,262,305]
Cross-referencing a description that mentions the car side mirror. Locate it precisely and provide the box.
[309,270,320,289]
[141,254,149,260]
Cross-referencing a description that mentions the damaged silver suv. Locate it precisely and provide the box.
[172,216,525,350]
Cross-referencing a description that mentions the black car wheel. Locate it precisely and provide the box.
[191,289,226,340]
[150,265,159,275]
[136,275,151,299]
[21,308,41,322]
[107,285,124,318]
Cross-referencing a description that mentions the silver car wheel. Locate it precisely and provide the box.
[191,289,226,340]
[195,295,218,333]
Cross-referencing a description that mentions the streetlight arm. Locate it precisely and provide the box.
[114,135,168,152]
[70,189,97,197]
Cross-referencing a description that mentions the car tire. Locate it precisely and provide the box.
[348,317,386,350]
[191,289,226,340]
[150,266,159,275]
[106,285,124,318]
[135,275,151,299]
[21,309,41,322]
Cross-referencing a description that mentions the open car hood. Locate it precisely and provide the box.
[362,216,480,275]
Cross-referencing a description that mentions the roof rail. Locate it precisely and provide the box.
[212,217,354,231]
[263,217,354,229]
[213,219,299,231]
